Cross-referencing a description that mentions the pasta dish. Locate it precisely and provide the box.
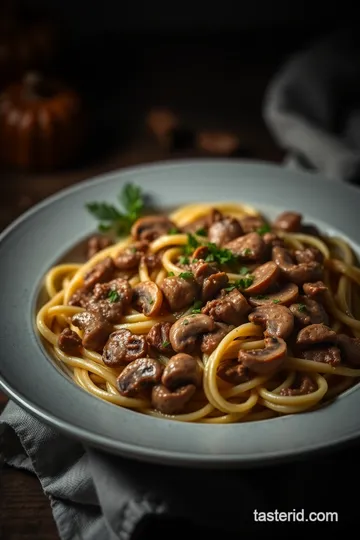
[36,184,360,423]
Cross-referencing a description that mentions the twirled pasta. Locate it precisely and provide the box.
[36,202,360,423]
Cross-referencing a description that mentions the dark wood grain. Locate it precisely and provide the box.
[0,29,310,539]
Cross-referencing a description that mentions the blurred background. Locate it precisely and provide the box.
[0,0,357,231]
[1,1,358,538]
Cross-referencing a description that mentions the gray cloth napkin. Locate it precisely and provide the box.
[263,28,360,184]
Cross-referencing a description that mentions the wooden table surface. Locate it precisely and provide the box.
[0,29,333,539]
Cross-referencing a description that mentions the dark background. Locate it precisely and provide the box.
[1,1,359,538]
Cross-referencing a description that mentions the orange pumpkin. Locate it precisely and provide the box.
[0,72,85,171]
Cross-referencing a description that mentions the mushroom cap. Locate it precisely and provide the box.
[238,336,287,374]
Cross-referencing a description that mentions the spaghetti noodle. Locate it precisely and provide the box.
[36,201,360,423]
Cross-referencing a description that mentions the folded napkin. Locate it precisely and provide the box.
[263,28,360,184]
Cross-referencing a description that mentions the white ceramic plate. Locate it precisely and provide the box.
[1,160,359,468]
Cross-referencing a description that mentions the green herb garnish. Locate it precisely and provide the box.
[168,227,179,235]
[183,319,189,326]
[196,228,207,236]
[162,340,170,348]
[178,256,190,265]
[191,300,203,313]
[239,266,250,275]
[108,290,120,303]
[254,295,270,300]
[168,271,175,277]
[179,271,194,279]
[184,233,200,255]
[86,183,145,236]
[225,275,254,292]
[205,243,236,265]
[256,224,271,235]
[272,299,281,304]
[148,299,154,305]
[243,248,252,256]
[298,303,307,313]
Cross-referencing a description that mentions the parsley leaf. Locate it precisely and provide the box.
[298,303,307,312]
[225,275,254,292]
[196,227,207,236]
[272,299,281,304]
[168,271,175,277]
[191,300,203,313]
[86,183,145,236]
[239,266,250,275]
[162,340,170,348]
[254,295,270,300]
[108,290,120,303]
[179,271,194,279]
[256,224,271,235]
[169,227,179,235]
[178,255,190,265]
[205,243,236,265]
[184,233,200,255]
[243,248,252,256]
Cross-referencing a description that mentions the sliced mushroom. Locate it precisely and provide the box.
[217,359,250,384]
[201,322,234,354]
[132,281,163,317]
[248,304,294,340]
[131,215,175,242]
[160,275,199,312]
[169,313,215,353]
[117,357,163,397]
[202,272,229,302]
[290,296,329,327]
[146,322,174,354]
[272,246,323,285]
[273,211,302,232]
[162,353,202,390]
[208,216,243,246]
[242,261,280,296]
[102,329,148,366]
[296,323,337,349]
[335,334,360,366]
[225,232,266,262]
[248,282,299,307]
[238,336,287,374]
[151,384,196,414]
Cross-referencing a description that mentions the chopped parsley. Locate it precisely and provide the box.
[239,266,250,275]
[225,275,254,292]
[205,243,236,265]
[168,227,179,235]
[183,319,189,326]
[178,255,190,265]
[243,248,252,256]
[191,300,203,313]
[254,295,270,300]
[162,340,170,348]
[179,271,194,279]
[184,233,200,255]
[108,290,120,303]
[298,303,308,313]
[168,271,175,277]
[86,183,145,237]
[256,224,271,235]
[272,299,281,304]
[148,299,154,305]
[196,227,207,236]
